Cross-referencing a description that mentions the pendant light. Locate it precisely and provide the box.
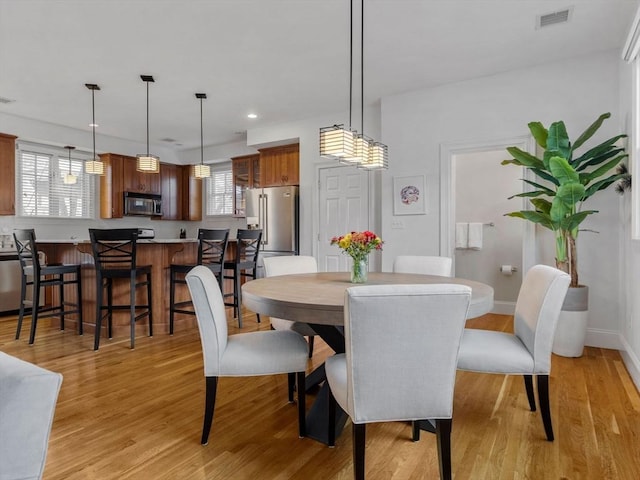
[85,83,105,175]
[63,145,77,185]
[137,75,160,173]
[192,93,211,179]
[319,0,388,170]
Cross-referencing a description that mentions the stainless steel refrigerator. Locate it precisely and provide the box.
[246,185,299,277]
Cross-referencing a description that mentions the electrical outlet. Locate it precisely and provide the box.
[391,219,404,229]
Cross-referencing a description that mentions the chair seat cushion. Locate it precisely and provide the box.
[457,329,535,374]
[220,330,309,376]
[270,317,316,337]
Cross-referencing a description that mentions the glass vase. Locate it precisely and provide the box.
[351,257,368,284]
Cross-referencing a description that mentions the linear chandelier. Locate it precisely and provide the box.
[192,93,211,179]
[319,0,388,170]
[137,75,160,173]
[85,83,105,175]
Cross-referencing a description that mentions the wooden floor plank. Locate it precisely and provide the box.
[1,312,640,479]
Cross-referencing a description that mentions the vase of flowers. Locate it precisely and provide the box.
[330,231,383,284]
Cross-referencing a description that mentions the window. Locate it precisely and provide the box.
[17,143,95,219]
[205,163,233,216]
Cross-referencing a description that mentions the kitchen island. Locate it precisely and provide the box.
[36,239,204,340]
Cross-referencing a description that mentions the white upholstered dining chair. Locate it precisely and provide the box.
[393,255,453,277]
[262,255,317,358]
[457,264,570,441]
[325,284,472,480]
[185,265,309,444]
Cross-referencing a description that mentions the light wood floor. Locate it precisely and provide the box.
[1,311,639,480]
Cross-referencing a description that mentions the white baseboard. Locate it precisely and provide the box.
[491,301,515,315]
[585,328,623,350]
[619,336,640,393]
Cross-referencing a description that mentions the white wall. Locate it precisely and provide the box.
[381,50,623,347]
[617,58,640,389]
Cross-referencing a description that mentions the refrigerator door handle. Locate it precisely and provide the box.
[262,194,268,246]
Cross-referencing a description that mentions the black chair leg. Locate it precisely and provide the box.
[308,336,315,358]
[28,277,41,345]
[169,269,176,335]
[235,266,243,328]
[288,372,295,403]
[106,279,113,339]
[59,274,65,331]
[76,268,83,335]
[412,420,421,442]
[297,371,306,438]
[537,375,554,441]
[524,375,536,411]
[15,274,27,340]
[94,276,103,351]
[147,271,153,337]
[328,388,337,447]
[353,423,366,480]
[436,418,452,480]
[201,376,218,445]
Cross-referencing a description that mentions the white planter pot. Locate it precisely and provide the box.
[552,285,589,358]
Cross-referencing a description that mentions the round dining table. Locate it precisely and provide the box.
[242,271,495,444]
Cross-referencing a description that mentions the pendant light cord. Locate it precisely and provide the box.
[146,81,150,157]
[91,89,96,159]
[200,97,204,166]
[349,0,353,130]
[360,0,364,136]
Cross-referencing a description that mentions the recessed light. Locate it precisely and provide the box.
[247,113,258,119]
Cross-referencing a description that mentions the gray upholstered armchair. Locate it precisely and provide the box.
[325,284,472,480]
[0,351,63,480]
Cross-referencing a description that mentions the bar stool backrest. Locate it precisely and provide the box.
[198,229,229,268]
[234,229,262,265]
[14,229,42,276]
[89,228,139,273]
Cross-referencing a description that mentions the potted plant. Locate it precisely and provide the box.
[503,112,629,357]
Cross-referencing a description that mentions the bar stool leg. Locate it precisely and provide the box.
[147,270,153,337]
[28,276,41,345]
[59,273,65,331]
[76,266,83,335]
[235,265,243,328]
[94,275,104,351]
[130,273,136,349]
[169,267,176,335]
[15,270,28,340]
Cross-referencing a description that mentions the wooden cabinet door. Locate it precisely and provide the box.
[159,163,181,220]
[259,144,299,187]
[122,156,161,194]
[0,133,16,215]
[232,154,258,217]
[99,153,124,218]
[181,165,202,221]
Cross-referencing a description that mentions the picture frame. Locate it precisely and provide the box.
[393,175,426,215]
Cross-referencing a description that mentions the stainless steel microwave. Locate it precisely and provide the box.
[123,192,162,217]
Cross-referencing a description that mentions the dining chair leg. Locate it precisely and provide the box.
[308,336,315,358]
[235,266,243,328]
[59,274,65,331]
[287,373,295,403]
[201,376,218,445]
[436,418,452,480]
[412,420,421,442]
[353,423,366,480]
[328,389,337,447]
[537,375,554,441]
[297,371,306,438]
[523,375,536,411]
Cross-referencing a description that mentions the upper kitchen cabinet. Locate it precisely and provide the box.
[259,143,299,187]
[99,153,125,218]
[231,153,260,217]
[122,155,161,194]
[0,133,17,216]
[159,163,202,221]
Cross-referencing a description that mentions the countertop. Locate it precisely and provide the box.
[35,238,200,244]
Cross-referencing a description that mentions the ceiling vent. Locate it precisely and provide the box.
[160,137,177,143]
[0,96,15,104]
[537,8,572,29]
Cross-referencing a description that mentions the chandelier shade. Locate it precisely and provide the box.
[137,75,160,173]
[63,145,77,185]
[319,124,356,160]
[85,83,105,175]
[192,92,210,179]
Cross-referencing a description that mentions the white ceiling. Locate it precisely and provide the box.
[0,0,637,151]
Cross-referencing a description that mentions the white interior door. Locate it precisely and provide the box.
[317,166,369,272]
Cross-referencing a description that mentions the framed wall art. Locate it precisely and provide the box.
[393,175,426,215]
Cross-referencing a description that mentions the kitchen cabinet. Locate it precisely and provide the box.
[259,143,299,187]
[0,133,17,216]
[99,153,125,218]
[122,155,161,194]
[181,166,202,221]
[231,154,260,217]
[159,163,181,220]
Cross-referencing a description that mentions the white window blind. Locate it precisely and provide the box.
[205,163,233,216]
[17,143,96,219]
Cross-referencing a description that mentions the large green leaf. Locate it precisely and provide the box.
[555,182,585,207]
[559,210,598,232]
[522,178,556,195]
[580,153,626,183]
[508,190,553,199]
[547,121,572,160]
[575,148,625,172]
[549,156,579,185]
[571,112,610,151]
[531,167,560,186]
[583,173,628,199]
[506,147,545,169]
[572,135,626,167]
[528,121,548,148]
[505,210,554,230]
[530,198,552,214]
[550,196,572,222]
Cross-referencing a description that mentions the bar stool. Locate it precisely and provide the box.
[88,228,152,350]
[223,229,262,328]
[13,229,83,344]
[169,228,229,334]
